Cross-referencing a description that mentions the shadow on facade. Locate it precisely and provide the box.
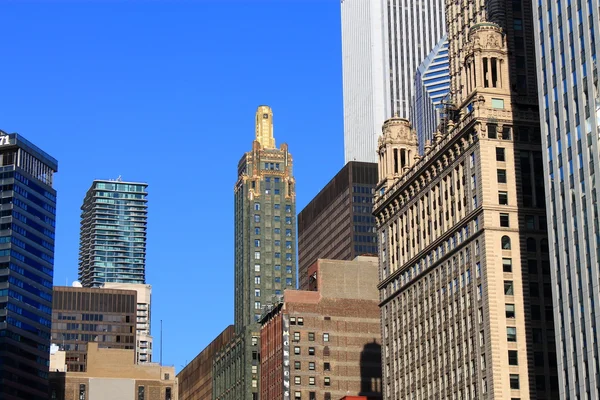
[359,340,382,399]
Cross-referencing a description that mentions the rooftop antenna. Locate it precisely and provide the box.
[116,175,122,182]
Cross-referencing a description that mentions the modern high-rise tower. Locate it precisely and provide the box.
[0,130,58,400]
[532,0,600,398]
[412,35,450,155]
[214,105,297,400]
[78,179,148,287]
[341,0,446,163]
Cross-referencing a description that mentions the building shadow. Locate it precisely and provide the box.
[49,371,66,400]
[358,340,382,399]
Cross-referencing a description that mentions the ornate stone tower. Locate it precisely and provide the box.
[255,105,275,149]
[376,116,418,190]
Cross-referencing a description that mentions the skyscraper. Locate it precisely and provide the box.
[412,35,450,155]
[374,0,559,396]
[297,161,377,290]
[341,0,446,163]
[0,130,58,400]
[532,0,600,397]
[214,105,296,400]
[78,179,148,287]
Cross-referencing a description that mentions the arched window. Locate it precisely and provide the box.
[502,236,511,250]
[541,239,549,253]
[527,238,537,252]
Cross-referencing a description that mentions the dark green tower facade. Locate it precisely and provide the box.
[214,106,296,400]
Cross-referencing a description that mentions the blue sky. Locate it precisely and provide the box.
[1,1,344,370]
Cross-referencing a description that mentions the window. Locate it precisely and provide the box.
[504,281,514,296]
[294,376,301,384]
[286,241,292,249]
[286,266,293,274]
[308,347,315,355]
[255,288,261,296]
[251,379,257,388]
[502,236,511,249]
[294,392,301,399]
[309,377,315,385]
[506,304,516,318]
[290,317,296,325]
[286,253,292,261]
[324,362,331,371]
[274,203,280,209]
[165,388,172,400]
[254,214,260,223]
[297,317,304,325]
[255,276,261,284]
[510,374,520,389]
[309,392,316,400]
[497,169,507,183]
[255,264,261,272]
[254,203,260,211]
[274,240,281,247]
[294,361,301,370]
[286,229,292,237]
[309,362,315,370]
[274,265,281,271]
[286,278,293,286]
[308,332,315,341]
[496,147,506,161]
[274,228,280,234]
[324,377,331,386]
[254,251,261,260]
[323,333,330,342]
[275,252,281,259]
[507,327,517,342]
[274,216,281,222]
[255,239,260,247]
[492,98,505,109]
[254,301,261,309]
[255,227,261,235]
[293,332,300,341]
[252,337,258,346]
[527,238,537,252]
[286,205,292,213]
[508,350,519,365]
[500,213,510,227]
[499,191,508,205]
[138,386,145,400]
[294,346,301,355]
[503,258,512,272]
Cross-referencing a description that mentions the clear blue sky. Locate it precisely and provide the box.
[1,1,344,371]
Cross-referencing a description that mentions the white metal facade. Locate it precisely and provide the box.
[533,0,600,398]
[341,0,446,163]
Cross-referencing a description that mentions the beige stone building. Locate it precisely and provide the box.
[374,9,558,400]
[49,342,176,400]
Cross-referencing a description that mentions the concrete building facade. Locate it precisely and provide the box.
[49,342,176,400]
[177,325,234,400]
[0,130,58,400]
[341,0,446,163]
[532,0,600,398]
[51,285,137,372]
[297,161,377,290]
[103,282,153,364]
[260,257,382,400]
[374,10,558,399]
[78,178,148,287]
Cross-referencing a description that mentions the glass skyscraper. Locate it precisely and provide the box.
[413,35,450,155]
[78,179,148,287]
[0,130,58,400]
[533,0,600,397]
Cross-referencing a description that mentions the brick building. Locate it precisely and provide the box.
[177,325,235,400]
[49,342,176,400]
[260,257,382,400]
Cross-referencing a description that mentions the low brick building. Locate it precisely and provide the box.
[260,256,382,400]
[49,342,176,400]
[177,325,235,400]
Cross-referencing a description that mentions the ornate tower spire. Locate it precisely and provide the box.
[255,105,275,149]
[377,116,418,189]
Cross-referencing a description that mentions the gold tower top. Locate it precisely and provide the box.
[255,105,275,149]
